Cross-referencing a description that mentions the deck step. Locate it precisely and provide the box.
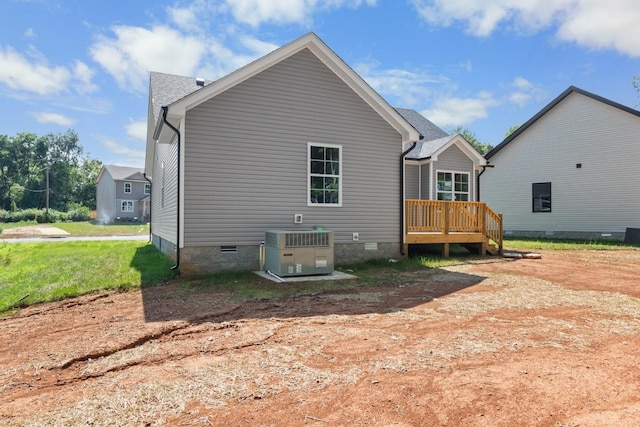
[460,241,500,256]
[485,244,500,256]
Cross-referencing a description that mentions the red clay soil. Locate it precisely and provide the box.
[1,249,639,426]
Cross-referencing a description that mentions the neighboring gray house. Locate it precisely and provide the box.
[146,33,421,275]
[481,86,640,240]
[398,108,488,202]
[95,165,150,224]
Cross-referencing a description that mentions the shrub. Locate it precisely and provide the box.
[0,207,90,223]
[64,206,91,222]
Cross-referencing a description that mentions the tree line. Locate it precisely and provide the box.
[0,130,101,212]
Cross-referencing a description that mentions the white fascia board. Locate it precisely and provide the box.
[95,166,107,184]
[432,135,487,165]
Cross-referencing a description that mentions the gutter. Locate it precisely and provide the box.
[400,138,420,256]
[161,106,181,272]
[476,163,494,201]
[143,173,152,243]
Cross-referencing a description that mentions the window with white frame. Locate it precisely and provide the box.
[124,182,132,193]
[144,183,150,195]
[121,200,134,212]
[436,171,469,201]
[308,143,341,206]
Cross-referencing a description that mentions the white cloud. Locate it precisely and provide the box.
[32,112,76,126]
[89,25,208,92]
[224,0,377,26]
[167,1,224,30]
[24,28,36,39]
[0,45,99,97]
[0,45,70,95]
[125,120,147,141]
[72,60,99,94]
[412,0,640,57]
[101,137,145,167]
[192,35,279,81]
[167,6,199,29]
[556,0,640,57]
[355,62,447,108]
[421,91,499,127]
[505,77,547,107]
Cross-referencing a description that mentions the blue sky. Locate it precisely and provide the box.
[2,0,640,167]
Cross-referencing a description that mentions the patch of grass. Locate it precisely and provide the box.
[52,221,150,236]
[503,237,635,251]
[0,220,38,231]
[0,220,149,236]
[189,256,463,303]
[0,241,175,315]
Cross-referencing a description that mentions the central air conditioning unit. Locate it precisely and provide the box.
[264,230,334,277]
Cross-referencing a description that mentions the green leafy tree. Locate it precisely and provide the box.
[71,156,102,210]
[504,125,521,138]
[450,126,493,155]
[8,184,24,211]
[0,129,100,212]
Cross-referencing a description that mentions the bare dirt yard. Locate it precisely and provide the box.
[2,249,640,426]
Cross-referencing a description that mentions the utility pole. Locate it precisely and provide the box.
[45,166,49,222]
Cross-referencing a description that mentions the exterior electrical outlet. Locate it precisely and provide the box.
[264,230,334,277]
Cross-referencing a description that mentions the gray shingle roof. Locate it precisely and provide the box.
[103,165,145,181]
[405,134,458,160]
[150,72,213,125]
[396,108,451,159]
[396,108,448,141]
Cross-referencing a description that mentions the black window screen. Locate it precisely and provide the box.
[532,182,551,212]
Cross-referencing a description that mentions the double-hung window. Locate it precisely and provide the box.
[436,171,469,201]
[532,182,551,212]
[121,200,134,212]
[308,143,341,206]
[144,183,150,195]
[124,182,132,194]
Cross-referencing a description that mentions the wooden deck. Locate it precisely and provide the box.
[405,200,503,257]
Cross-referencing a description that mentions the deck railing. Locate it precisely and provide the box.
[405,200,503,250]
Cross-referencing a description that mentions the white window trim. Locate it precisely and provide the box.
[124,182,132,194]
[435,170,470,201]
[121,200,134,212]
[144,183,151,195]
[307,142,342,207]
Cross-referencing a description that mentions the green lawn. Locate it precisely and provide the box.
[503,236,633,251]
[0,233,634,316]
[0,221,149,236]
[0,240,175,315]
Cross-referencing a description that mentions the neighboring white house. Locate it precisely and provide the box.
[95,165,150,224]
[481,86,640,240]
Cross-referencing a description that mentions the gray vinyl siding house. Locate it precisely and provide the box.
[95,165,150,224]
[399,108,487,202]
[146,33,420,275]
[481,86,640,240]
